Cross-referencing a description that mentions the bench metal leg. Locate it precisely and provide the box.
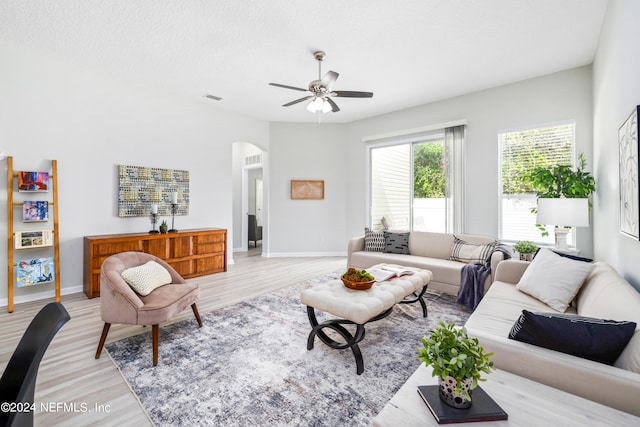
[399,284,429,317]
[306,305,392,375]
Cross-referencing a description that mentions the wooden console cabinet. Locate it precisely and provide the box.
[83,228,227,298]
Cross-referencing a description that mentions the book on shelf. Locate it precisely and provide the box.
[16,257,55,287]
[417,385,508,424]
[368,266,414,282]
[14,229,54,249]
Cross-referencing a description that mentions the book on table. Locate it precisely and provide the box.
[368,266,414,282]
[417,385,508,424]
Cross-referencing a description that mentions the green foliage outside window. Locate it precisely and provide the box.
[414,142,445,198]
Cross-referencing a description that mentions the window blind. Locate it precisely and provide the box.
[370,144,411,230]
[499,123,575,244]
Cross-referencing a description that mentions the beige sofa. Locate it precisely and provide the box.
[465,259,640,416]
[347,231,505,295]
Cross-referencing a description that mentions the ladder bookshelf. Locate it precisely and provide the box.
[6,157,61,313]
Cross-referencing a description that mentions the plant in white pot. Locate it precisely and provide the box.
[513,240,538,261]
[417,321,495,409]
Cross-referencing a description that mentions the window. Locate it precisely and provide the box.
[499,122,575,245]
[368,125,464,233]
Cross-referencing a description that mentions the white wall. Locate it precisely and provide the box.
[592,0,640,290]
[0,42,269,305]
[268,123,347,256]
[346,66,595,257]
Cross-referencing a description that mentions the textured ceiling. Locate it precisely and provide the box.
[0,1,608,123]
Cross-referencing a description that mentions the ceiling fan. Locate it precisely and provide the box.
[269,51,373,113]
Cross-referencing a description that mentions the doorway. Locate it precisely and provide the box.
[246,167,263,255]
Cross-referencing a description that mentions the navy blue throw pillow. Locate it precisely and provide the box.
[533,248,593,263]
[509,310,636,365]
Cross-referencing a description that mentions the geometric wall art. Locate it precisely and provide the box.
[619,105,640,239]
[118,165,190,217]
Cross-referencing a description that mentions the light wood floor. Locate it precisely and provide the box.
[0,252,347,426]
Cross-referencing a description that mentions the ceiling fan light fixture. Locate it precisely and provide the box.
[271,50,373,115]
[306,97,331,113]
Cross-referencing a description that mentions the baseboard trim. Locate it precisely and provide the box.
[264,251,346,258]
[0,285,84,309]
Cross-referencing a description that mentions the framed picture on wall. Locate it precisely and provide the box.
[619,105,640,239]
[618,106,640,239]
[291,180,324,200]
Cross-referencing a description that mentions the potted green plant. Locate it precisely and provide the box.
[417,321,495,409]
[513,240,538,261]
[159,220,168,234]
[527,152,596,236]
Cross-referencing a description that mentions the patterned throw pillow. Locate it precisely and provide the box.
[121,260,172,296]
[449,236,497,264]
[364,227,386,252]
[383,230,410,254]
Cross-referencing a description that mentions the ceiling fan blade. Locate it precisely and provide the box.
[321,71,339,88]
[282,95,314,107]
[325,97,340,112]
[269,83,308,92]
[332,90,374,98]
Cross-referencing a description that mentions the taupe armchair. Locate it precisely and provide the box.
[95,251,202,366]
[248,214,262,248]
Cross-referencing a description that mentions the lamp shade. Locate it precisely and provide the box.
[536,198,589,227]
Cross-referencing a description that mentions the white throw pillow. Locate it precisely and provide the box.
[516,248,594,312]
[121,260,172,296]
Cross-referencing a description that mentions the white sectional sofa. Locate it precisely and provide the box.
[465,258,640,416]
[347,231,505,295]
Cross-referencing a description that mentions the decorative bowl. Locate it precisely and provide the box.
[341,278,375,290]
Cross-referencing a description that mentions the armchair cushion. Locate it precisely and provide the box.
[121,260,172,296]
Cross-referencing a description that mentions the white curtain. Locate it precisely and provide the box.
[444,125,465,233]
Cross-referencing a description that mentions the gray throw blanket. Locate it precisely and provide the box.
[457,245,511,310]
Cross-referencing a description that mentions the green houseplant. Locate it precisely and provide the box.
[513,240,538,261]
[417,321,495,408]
[159,220,168,234]
[527,152,596,236]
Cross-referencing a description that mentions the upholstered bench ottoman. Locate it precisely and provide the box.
[300,265,432,374]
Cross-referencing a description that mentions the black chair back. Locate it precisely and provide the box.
[248,214,262,245]
[0,302,70,427]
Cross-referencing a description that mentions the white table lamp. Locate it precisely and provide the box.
[536,198,589,252]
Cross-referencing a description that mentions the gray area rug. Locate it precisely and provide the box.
[106,273,471,426]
